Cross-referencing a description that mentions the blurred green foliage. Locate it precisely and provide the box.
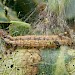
[2,0,45,22]
[0,1,20,22]
[37,46,75,75]
[0,2,8,22]
[48,0,75,19]
[1,0,75,22]
[48,0,59,13]
[9,21,32,36]
[65,0,75,19]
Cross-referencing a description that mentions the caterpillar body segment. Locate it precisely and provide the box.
[10,35,60,41]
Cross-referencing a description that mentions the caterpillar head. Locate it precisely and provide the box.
[0,29,7,37]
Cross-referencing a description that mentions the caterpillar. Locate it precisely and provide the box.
[2,35,72,50]
[0,29,73,50]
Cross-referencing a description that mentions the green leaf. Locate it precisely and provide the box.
[9,21,32,36]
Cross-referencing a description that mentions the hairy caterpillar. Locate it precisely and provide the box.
[0,29,73,50]
[3,35,72,50]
